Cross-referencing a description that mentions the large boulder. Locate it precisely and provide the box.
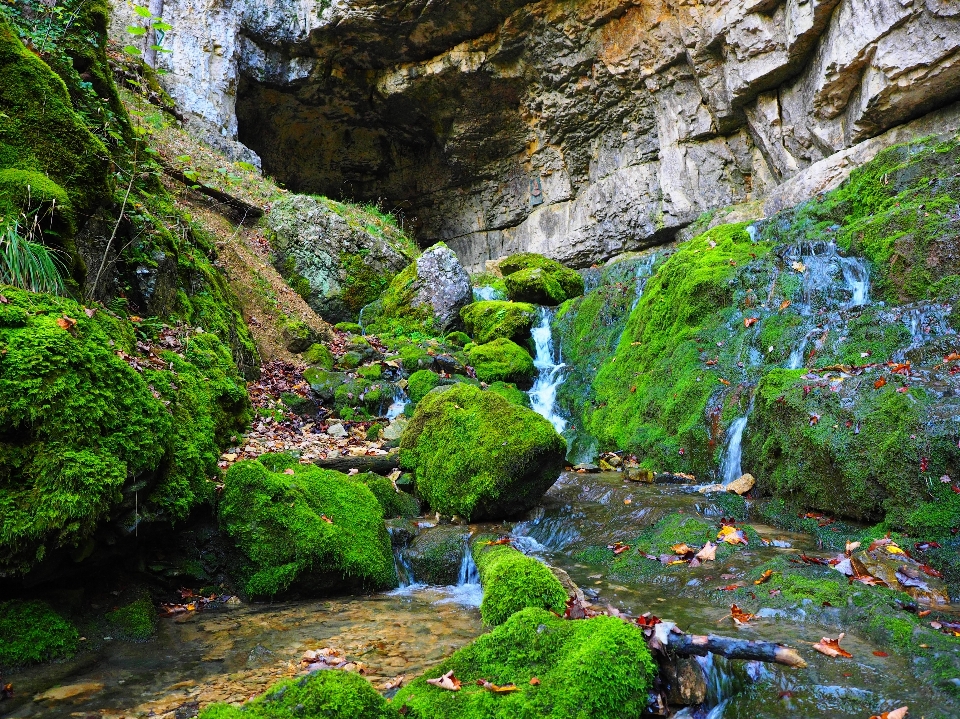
[405,525,470,585]
[472,539,567,626]
[499,253,585,305]
[366,243,471,334]
[267,195,415,323]
[460,300,538,344]
[400,384,566,520]
[466,337,535,386]
[218,454,396,597]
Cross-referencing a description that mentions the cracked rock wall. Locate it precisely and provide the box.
[112,0,960,268]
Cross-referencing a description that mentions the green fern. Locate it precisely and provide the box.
[0,222,66,295]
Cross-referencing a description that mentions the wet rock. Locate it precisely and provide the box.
[661,655,708,706]
[34,682,104,703]
[281,319,319,353]
[726,473,755,495]
[574,463,601,473]
[600,453,623,468]
[432,353,466,376]
[405,525,469,585]
[856,549,950,605]
[382,418,408,441]
[326,423,347,438]
[304,368,346,402]
[411,245,472,332]
[624,467,654,483]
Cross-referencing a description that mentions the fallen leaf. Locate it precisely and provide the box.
[779,300,791,311]
[56,316,77,331]
[671,543,696,557]
[379,675,404,691]
[476,680,520,693]
[718,525,748,545]
[812,633,852,659]
[529,677,540,686]
[792,261,806,273]
[874,377,887,389]
[607,542,630,555]
[728,603,755,625]
[754,569,775,585]
[719,378,731,386]
[873,650,889,657]
[427,670,461,691]
[84,308,96,318]
[845,541,861,555]
[869,707,908,719]
[695,542,717,561]
[744,317,759,328]
[488,537,513,546]
[320,515,334,524]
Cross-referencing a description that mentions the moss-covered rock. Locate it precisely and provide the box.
[356,472,420,519]
[396,607,656,719]
[460,300,538,345]
[472,540,567,625]
[0,599,79,666]
[466,338,535,386]
[405,525,469,585]
[218,455,396,597]
[0,289,249,574]
[407,369,442,404]
[499,253,584,302]
[105,597,156,640]
[304,367,345,401]
[400,384,566,520]
[486,381,530,408]
[335,322,363,334]
[199,668,398,719]
[303,343,335,369]
[504,267,566,305]
[444,331,471,347]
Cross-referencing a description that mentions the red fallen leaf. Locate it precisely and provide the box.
[488,537,513,546]
[529,677,540,686]
[896,387,909,393]
[873,650,889,657]
[56,316,77,331]
[812,633,853,658]
[867,536,893,552]
[888,362,911,375]
[705,359,718,366]
[915,542,942,551]
[754,569,775,585]
[944,352,960,362]
[769,588,781,596]
[797,553,830,566]
[744,317,759,328]
[564,597,587,619]
[719,378,731,386]
[870,708,909,719]
[718,584,742,592]
[635,613,662,630]
[427,670,461,691]
[917,610,931,618]
[920,457,929,472]
[728,604,755,625]
[874,377,887,389]
[320,515,334,524]
[919,564,943,578]
[952,485,960,494]
[809,414,820,426]
[607,542,630,555]
[779,300,791,311]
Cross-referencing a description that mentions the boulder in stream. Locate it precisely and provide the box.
[465,337,535,386]
[405,525,470,585]
[460,300,537,344]
[218,454,396,598]
[472,539,567,626]
[400,384,566,520]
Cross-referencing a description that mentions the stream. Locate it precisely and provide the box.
[5,473,944,718]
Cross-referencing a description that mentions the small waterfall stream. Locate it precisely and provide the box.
[528,307,568,434]
[719,414,749,485]
[385,386,409,419]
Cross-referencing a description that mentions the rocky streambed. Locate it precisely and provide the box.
[6,473,957,719]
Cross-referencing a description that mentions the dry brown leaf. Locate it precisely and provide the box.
[779,300,791,311]
[56,316,77,331]
[845,540,861,555]
[754,569,775,585]
[869,707,908,719]
[379,675,404,691]
[427,670,461,691]
[812,633,852,659]
[729,604,755,625]
[718,525,748,545]
[744,317,759,328]
[529,677,540,686]
[476,680,520,693]
[695,541,717,561]
[671,543,696,557]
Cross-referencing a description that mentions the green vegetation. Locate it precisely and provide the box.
[472,539,567,625]
[406,526,469,585]
[460,300,537,344]
[335,321,363,334]
[199,668,398,719]
[408,369,442,404]
[0,221,66,294]
[303,342,334,369]
[499,253,584,302]
[0,289,249,574]
[0,599,79,666]
[400,384,566,520]
[466,338,535,386]
[105,597,156,640]
[356,472,420,519]
[218,455,396,597]
[486,381,530,408]
[504,267,566,305]
[397,607,656,719]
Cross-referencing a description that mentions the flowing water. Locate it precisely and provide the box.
[528,308,568,434]
[719,414,750,485]
[384,386,409,420]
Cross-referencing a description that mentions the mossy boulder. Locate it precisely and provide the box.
[460,300,538,344]
[396,607,656,719]
[472,540,567,625]
[407,369,442,404]
[303,343,335,369]
[200,668,398,719]
[105,597,156,640]
[405,525,470,585]
[400,384,566,520]
[304,367,345,401]
[0,289,249,575]
[218,455,396,598]
[444,331,471,347]
[499,253,584,304]
[487,381,530,408]
[466,338,535,386]
[356,472,420,519]
[0,599,79,666]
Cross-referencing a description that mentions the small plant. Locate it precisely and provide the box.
[0,220,66,295]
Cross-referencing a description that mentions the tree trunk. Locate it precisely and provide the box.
[313,451,402,475]
[144,0,164,68]
[668,633,807,668]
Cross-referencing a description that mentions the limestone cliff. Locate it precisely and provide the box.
[115,0,960,268]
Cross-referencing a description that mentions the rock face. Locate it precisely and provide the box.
[409,244,472,332]
[112,0,960,268]
[266,194,415,323]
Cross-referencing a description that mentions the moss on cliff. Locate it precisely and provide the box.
[0,599,79,666]
[400,384,566,520]
[397,607,656,719]
[218,456,396,597]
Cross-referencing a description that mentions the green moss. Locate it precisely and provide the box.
[589,223,772,475]
[369,259,439,337]
[199,668,398,719]
[356,472,419,519]
[357,363,383,380]
[444,330,471,347]
[473,540,567,625]
[400,384,566,520]
[466,338,534,386]
[105,597,156,640]
[499,253,584,301]
[408,369,442,404]
[460,301,538,345]
[397,607,656,719]
[504,267,566,305]
[0,289,248,574]
[406,525,469,585]
[0,599,79,666]
[335,322,363,334]
[218,456,396,597]
[486,381,530,408]
[341,253,393,316]
[304,368,344,401]
[303,343,334,369]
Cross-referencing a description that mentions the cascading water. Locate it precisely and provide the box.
[528,308,568,434]
[719,413,749,485]
[472,285,503,302]
[630,252,659,311]
[385,386,409,420]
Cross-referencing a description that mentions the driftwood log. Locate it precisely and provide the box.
[668,632,807,668]
[313,451,401,476]
[160,162,264,226]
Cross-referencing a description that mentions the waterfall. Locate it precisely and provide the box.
[472,285,503,302]
[528,308,568,434]
[630,252,659,310]
[392,543,417,589]
[434,541,483,607]
[457,546,480,585]
[720,415,749,485]
[385,386,409,419]
[839,255,870,307]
